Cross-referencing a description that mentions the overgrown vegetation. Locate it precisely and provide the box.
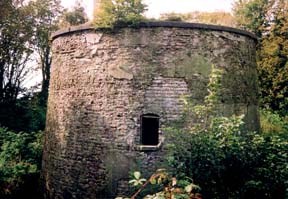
[0,0,287,198]
[260,109,288,137]
[165,117,287,198]
[164,66,288,199]
[233,0,288,116]
[93,0,147,28]
[118,67,288,199]
[0,0,87,198]
[59,0,88,28]
[0,128,43,198]
[117,170,202,199]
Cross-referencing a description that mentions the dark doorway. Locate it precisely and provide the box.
[141,114,159,145]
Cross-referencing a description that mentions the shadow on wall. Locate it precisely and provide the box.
[42,97,140,199]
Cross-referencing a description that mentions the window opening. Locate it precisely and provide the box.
[141,114,159,145]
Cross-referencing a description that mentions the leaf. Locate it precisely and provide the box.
[185,183,200,193]
[150,178,157,184]
[129,178,146,186]
[128,179,136,184]
[133,171,141,179]
[185,184,193,193]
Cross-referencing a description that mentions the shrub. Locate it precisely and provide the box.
[260,109,288,137]
[0,127,43,198]
[165,120,288,198]
[164,66,288,198]
[93,0,147,28]
[117,169,202,199]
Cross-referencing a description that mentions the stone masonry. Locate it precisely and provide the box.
[42,22,259,199]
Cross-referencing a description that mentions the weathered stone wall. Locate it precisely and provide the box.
[42,22,259,199]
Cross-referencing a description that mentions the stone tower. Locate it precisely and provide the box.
[42,22,259,199]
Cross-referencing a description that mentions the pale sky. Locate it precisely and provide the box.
[61,0,235,19]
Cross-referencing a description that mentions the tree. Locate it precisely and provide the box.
[93,0,147,28]
[29,0,62,100]
[233,0,273,37]
[0,0,63,131]
[233,0,288,115]
[0,0,34,103]
[256,0,288,114]
[59,0,88,28]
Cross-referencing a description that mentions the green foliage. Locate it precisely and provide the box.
[180,65,223,131]
[59,0,88,28]
[233,0,288,115]
[0,1,59,197]
[0,0,62,104]
[0,128,43,197]
[233,0,272,37]
[0,0,34,103]
[260,109,288,138]
[129,171,147,186]
[0,0,59,133]
[0,92,47,132]
[28,0,62,97]
[164,67,288,198]
[118,169,202,199]
[257,3,288,115]
[94,0,147,28]
[166,121,288,198]
[20,93,47,132]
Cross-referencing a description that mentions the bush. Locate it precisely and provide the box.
[165,120,288,198]
[117,169,202,199]
[260,109,288,137]
[165,67,288,198]
[93,0,147,28]
[0,127,43,198]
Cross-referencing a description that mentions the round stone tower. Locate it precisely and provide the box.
[42,22,259,199]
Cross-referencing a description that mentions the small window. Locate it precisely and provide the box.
[141,114,159,145]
